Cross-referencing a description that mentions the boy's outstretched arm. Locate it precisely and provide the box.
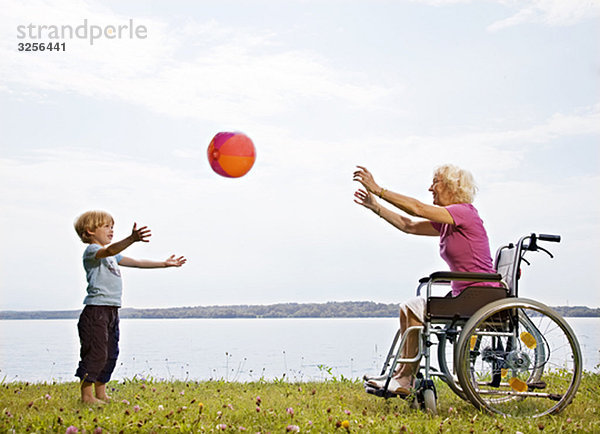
[95,223,151,259]
[119,254,187,269]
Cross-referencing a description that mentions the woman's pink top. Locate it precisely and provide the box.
[430,203,496,296]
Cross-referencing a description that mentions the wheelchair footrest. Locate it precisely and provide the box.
[364,382,407,399]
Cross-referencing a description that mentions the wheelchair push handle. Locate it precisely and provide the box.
[538,233,561,243]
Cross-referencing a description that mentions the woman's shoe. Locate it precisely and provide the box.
[363,373,388,382]
[366,377,411,396]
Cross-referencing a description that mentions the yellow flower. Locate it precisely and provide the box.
[341,420,350,430]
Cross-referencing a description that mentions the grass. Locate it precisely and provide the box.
[1,373,599,433]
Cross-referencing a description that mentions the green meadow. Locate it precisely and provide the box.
[1,373,599,433]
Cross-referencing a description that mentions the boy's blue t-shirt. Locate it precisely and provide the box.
[82,244,123,307]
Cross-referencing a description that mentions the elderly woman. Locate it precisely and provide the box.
[353,164,496,395]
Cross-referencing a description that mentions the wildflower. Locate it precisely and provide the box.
[238,426,247,431]
[298,386,303,392]
[158,405,164,411]
[133,405,140,413]
[341,420,350,430]
[286,425,300,432]
[344,410,351,415]
[256,396,262,406]
[45,394,52,400]
[217,410,223,418]
[65,426,78,434]
[93,428,103,434]
[217,424,227,430]
[287,407,295,418]
[336,421,342,428]
[308,421,313,426]
[227,403,234,410]
[180,391,185,396]
[199,402,204,413]
[121,399,130,405]
[256,407,261,412]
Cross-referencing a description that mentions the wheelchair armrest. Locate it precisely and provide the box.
[428,271,503,282]
[417,271,503,296]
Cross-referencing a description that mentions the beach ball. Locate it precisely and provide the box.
[207,132,256,178]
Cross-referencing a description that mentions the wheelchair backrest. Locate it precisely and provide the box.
[494,244,519,296]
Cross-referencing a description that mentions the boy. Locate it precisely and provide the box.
[73,210,186,404]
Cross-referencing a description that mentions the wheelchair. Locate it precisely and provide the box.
[365,233,582,418]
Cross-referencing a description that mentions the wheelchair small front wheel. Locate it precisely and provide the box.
[455,298,582,418]
[422,388,437,415]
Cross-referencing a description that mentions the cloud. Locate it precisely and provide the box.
[406,0,600,30]
[488,0,600,31]
[1,0,396,126]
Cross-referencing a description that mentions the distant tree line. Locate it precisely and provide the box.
[1,302,598,320]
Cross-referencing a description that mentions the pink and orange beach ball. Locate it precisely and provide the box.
[207,132,256,178]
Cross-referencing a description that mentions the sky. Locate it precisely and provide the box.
[0,0,598,311]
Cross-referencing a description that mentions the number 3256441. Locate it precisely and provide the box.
[18,42,66,52]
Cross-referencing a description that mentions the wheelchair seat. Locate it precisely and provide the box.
[427,285,509,321]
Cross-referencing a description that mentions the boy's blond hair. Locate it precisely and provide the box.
[74,210,114,244]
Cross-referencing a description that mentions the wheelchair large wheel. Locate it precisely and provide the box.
[455,298,582,417]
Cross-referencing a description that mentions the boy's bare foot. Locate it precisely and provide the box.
[81,396,107,405]
[81,381,104,404]
[94,382,111,402]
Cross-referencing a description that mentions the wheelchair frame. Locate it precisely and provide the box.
[365,233,582,418]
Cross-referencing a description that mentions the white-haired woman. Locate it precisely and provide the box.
[353,164,497,395]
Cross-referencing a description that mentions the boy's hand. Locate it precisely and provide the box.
[165,255,187,267]
[131,223,152,242]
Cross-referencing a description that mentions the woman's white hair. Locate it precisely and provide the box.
[434,164,478,204]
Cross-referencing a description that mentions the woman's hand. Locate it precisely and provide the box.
[354,188,379,212]
[353,166,382,195]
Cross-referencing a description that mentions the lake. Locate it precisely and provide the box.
[1,317,598,383]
